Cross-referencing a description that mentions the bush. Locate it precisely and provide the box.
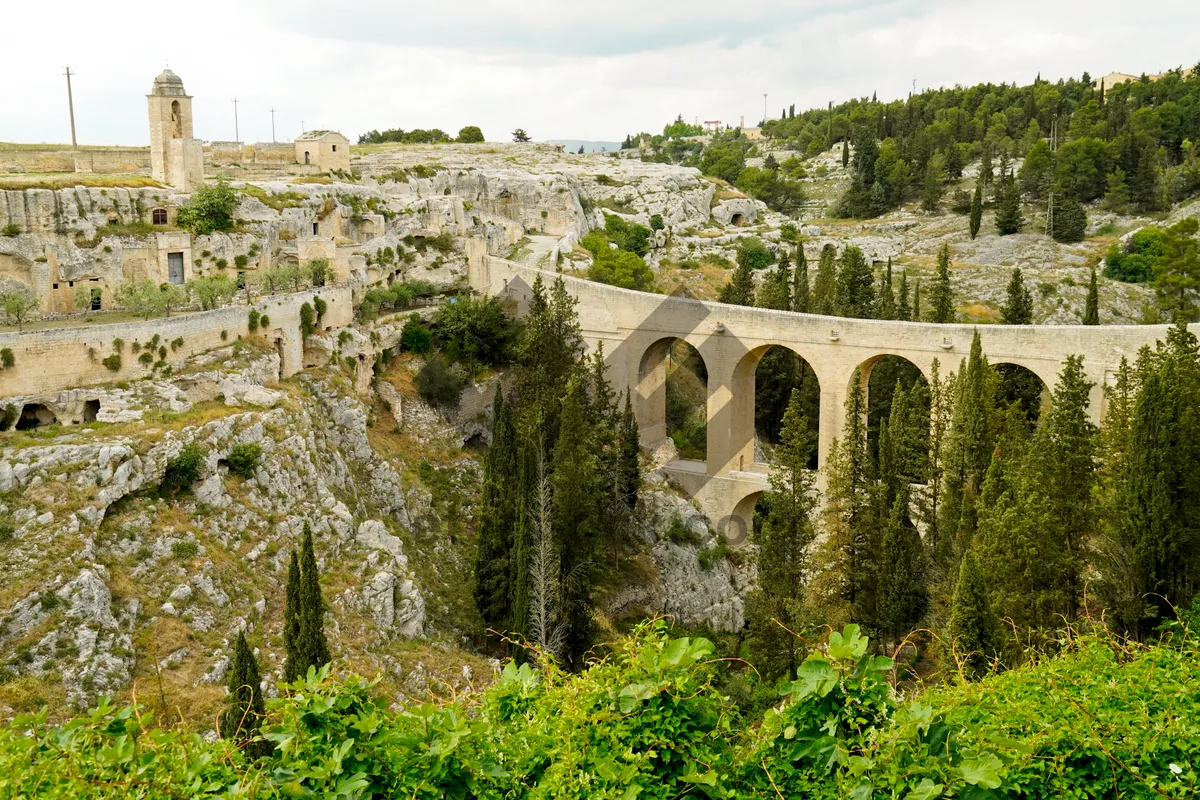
[400,315,432,354]
[1105,226,1164,283]
[432,296,515,365]
[0,348,13,370]
[426,231,457,254]
[160,444,206,497]
[416,354,468,408]
[234,254,249,269]
[102,354,121,372]
[174,179,237,236]
[1,223,19,237]
[138,352,154,366]
[170,540,200,558]
[299,302,316,338]
[226,442,262,479]
[313,296,328,323]
[736,236,774,270]
[603,213,651,255]
[456,125,485,143]
[248,309,260,332]
[260,314,270,328]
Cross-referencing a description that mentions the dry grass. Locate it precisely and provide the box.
[958,303,1002,323]
[292,175,332,185]
[0,173,162,190]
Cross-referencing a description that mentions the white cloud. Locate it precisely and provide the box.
[0,0,1195,146]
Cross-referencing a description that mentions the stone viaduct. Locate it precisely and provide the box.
[469,245,1178,542]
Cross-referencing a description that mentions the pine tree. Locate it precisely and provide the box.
[746,389,818,681]
[474,387,520,635]
[1104,167,1130,211]
[929,244,954,323]
[718,259,756,306]
[874,490,925,646]
[979,143,994,187]
[944,546,1001,680]
[219,631,271,758]
[756,249,791,310]
[792,244,810,313]
[834,245,876,318]
[897,271,911,320]
[918,359,953,565]
[551,377,601,667]
[939,331,996,560]
[1051,197,1087,243]
[994,172,1025,235]
[1000,268,1033,324]
[1084,267,1100,324]
[968,182,983,240]
[1133,143,1163,212]
[283,550,303,682]
[812,244,838,315]
[297,523,330,676]
[921,154,945,213]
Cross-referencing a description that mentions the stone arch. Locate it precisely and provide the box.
[723,489,764,548]
[635,335,709,461]
[732,343,823,472]
[859,354,932,450]
[993,361,1052,427]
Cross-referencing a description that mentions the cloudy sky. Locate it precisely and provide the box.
[2,1,1197,147]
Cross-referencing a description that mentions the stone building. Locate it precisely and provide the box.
[147,69,203,191]
[295,131,351,172]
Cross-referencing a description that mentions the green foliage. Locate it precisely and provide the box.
[219,631,271,759]
[400,315,432,354]
[994,172,1025,235]
[248,309,260,332]
[416,354,468,407]
[187,274,237,310]
[170,540,199,558]
[1084,267,1100,324]
[0,348,13,370]
[0,223,20,237]
[174,179,238,235]
[101,354,121,372]
[663,114,704,138]
[358,127,453,144]
[226,442,262,479]
[299,302,316,338]
[0,280,39,331]
[160,444,206,498]
[602,213,651,255]
[1151,217,1200,321]
[1105,225,1165,283]
[1000,267,1033,324]
[432,296,516,365]
[1051,197,1087,243]
[456,125,485,143]
[929,244,955,322]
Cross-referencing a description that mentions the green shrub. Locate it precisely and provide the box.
[299,302,316,338]
[416,354,467,408]
[102,354,121,372]
[158,345,167,360]
[603,213,652,255]
[226,442,262,479]
[111,338,124,353]
[0,348,13,370]
[426,231,457,254]
[248,309,260,332]
[170,540,199,558]
[138,352,154,366]
[313,296,327,323]
[234,254,249,269]
[174,179,237,235]
[259,314,270,328]
[432,296,515,365]
[160,444,206,497]
[1,223,20,237]
[400,315,432,354]
[171,337,184,351]
[1105,227,1164,283]
[0,520,13,543]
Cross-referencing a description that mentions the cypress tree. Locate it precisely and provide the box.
[921,155,945,213]
[841,137,850,168]
[283,550,303,682]
[979,143,994,187]
[219,631,271,758]
[1000,268,1034,324]
[756,249,791,310]
[718,259,756,306]
[912,280,922,322]
[929,244,954,323]
[1051,197,1087,243]
[746,389,818,681]
[940,331,996,560]
[876,258,897,319]
[812,244,838,315]
[994,172,1025,235]
[474,387,519,635]
[551,377,601,667]
[792,244,810,313]
[969,182,983,240]
[297,522,330,676]
[1084,267,1100,324]
[874,489,925,646]
[944,546,1001,680]
[834,245,876,319]
[897,271,911,320]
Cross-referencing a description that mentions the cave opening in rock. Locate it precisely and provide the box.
[82,399,100,423]
[731,213,745,226]
[16,403,58,430]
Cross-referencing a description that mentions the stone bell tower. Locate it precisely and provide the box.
[147,69,203,191]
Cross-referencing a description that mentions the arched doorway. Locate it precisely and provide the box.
[304,151,311,165]
[753,345,821,470]
[636,337,708,463]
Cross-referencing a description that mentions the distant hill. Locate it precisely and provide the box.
[547,139,623,154]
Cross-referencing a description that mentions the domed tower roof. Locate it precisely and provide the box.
[150,68,187,96]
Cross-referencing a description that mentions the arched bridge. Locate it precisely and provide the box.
[468,244,1174,543]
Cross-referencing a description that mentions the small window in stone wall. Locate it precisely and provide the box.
[332,144,337,152]
[152,208,168,225]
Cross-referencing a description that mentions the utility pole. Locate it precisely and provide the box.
[763,93,768,126]
[232,97,240,142]
[63,66,78,149]
[301,119,306,135]
[269,108,276,142]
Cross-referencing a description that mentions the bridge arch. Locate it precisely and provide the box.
[634,335,710,460]
[727,343,823,473]
[993,361,1051,427]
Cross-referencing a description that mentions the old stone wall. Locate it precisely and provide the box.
[0,286,353,397]
[0,146,151,175]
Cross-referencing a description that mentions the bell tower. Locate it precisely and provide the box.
[147,69,203,191]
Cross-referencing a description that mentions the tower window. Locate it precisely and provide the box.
[152,208,168,225]
[332,144,337,152]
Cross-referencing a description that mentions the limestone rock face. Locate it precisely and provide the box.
[607,481,745,633]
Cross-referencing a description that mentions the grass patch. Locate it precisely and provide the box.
[0,174,162,190]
